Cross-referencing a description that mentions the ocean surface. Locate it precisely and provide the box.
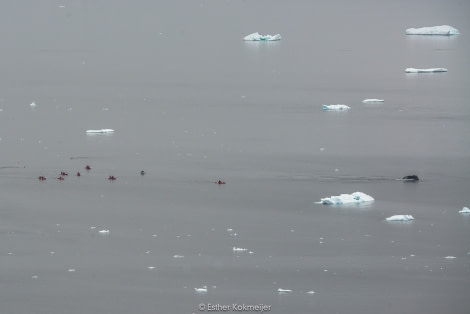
[1,1,469,313]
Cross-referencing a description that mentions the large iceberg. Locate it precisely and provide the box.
[362,99,384,103]
[86,129,114,134]
[459,207,470,214]
[406,25,460,35]
[322,104,350,111]
[405,68,447,73]
[386,215,415,221]
[243,32,281,41]
[318,192,374,205]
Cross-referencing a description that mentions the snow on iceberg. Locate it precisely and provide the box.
[362,99,384,103]
[318,192,374,205]
[405,68,447,73]
[406,25,460,35]
[86,129,114,134]
[243,32,281,41]
[459,207,470,214]
[322,104,350,111]
[386,215,415,221]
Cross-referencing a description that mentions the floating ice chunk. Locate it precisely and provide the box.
[444,256,456,259]
[318,192,374,205]
[68,268,76,272]
[386,215,415,221]
[307,291,315,295]
[405,68,447,73]
[194,286,208,293]
[173,255,184,258]
[86,129,114,134]
[406,25,460,35]
[322,104,350,111]
[243,32,281,41]
[458,207,470,213]
[148,266,156,270]
[30,101,37,108]
[233,247,248,252]
[98,229,110,234]
[362,99,384,103]
[277,288,292,294]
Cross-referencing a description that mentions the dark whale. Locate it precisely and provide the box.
[402,175,419,182]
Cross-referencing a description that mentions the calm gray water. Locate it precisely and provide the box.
[1,1,469,313]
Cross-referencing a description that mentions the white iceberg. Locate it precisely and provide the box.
[98,229,110,234]
[318,192,374,205]
[362,99,384,103]
[322,104,350,111]
[233,247,248,252]
[406,25,460,35]
[405,68,447,73]
[86,129,114,134]
[277,288,292,294]
[30,101,37,108]
[386,215,415,221]
[194,286,208,293]
[243,32,281,41]
[459,207,470,213]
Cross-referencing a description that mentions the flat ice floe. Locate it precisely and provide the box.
[405,68,447,73]
[86,129,114,134]
[386,215,415,221]
[459,206,470,213]
[362,99,384,103]
[243,32,281,41]
[318,192,374,205]
[322,104,350,111]
[406,25,460,35]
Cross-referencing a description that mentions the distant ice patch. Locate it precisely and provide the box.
[386,215,415,221]
[362,99,384,103]
[318,192,374,205]
[405,68,447,73]
[406,25,460,35]
[86,129,114,134]
[277,288,292,294]
[322,104,350,111]
[243,32,281,41]
[459,206,470,214]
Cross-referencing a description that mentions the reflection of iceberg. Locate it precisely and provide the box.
[406,25,460,35]
[362,99,384,103]
[405,68,447,73]
[386,215,415,221]
[459,207,470,214]
[318,192,374,205]
[86,129,114,134]
[322,104,350,111]
[243,32,281,41]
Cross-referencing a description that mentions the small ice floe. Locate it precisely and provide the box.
[32,275,39,279]
[405,68,447,73]
[362,99,384,103]
[194,286,208,294]
[147,266,156,270]
[98,229,110,234]
[277,288,292,294]
[86,129,114,134]
[30,101,37,108]
[458,207,470,214]
[307,291,315,295]
[386,215,415,222]
[243,32,281,41]
[68,268,76,272]
[406,25,460,35]
[233,247,248,252]
[318,192,374,205]
[322,104,350,111]
[173,255,184,259]
[444,256,456,259]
